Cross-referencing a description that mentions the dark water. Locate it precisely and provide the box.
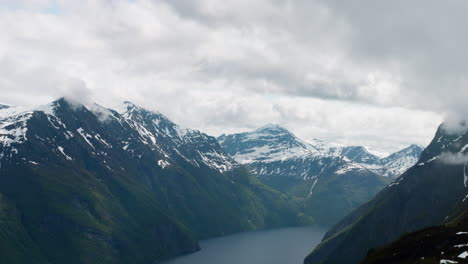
[164,226,326,264]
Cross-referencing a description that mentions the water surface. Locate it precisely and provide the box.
[164,226,326,264]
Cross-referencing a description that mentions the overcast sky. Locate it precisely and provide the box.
[1,0,468,154]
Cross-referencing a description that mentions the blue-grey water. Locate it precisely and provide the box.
[164,226,326,264]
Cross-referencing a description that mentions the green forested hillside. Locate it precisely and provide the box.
[0,99,304,264]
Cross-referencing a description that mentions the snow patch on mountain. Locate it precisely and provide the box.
[0,101,64,150]
[335,161,364,175]
[84,103,114,122]
[57,146,72,160]
[76,128,95,149]
[218,125,373,181]
[0,107,34,151]
[157,159,170,169]
[116,101,238,173]
[0,99,239,176]
[220,123,320,165]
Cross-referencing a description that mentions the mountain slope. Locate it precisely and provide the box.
[0,98,301,264]
[362,186,468,264]
[361,226,468,264]
[218,123,321,164]
[326,144,424,178]
[218,124,390,225]
[326,145,382,165]
[376,144,424,178]
[304,124,468,264]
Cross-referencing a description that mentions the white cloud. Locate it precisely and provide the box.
[439,152,468,165]
[0,0,459,153]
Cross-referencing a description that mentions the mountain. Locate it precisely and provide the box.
[218,124,321,164]
[326,145,382,164]
[0,98,302,264]
[375,144,425,177]
[360,173,468,264]
[304,123,468,264]
[218,124,390,225]
[362,224,468,264]
[362,180,468,264]
[326,144,424,178]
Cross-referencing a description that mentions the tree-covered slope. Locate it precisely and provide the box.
[0,98,302,264]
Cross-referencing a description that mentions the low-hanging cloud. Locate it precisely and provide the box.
[441,115,468,135]
[439,152,468,165]
[59,80,112,122]
[61,79,93,108]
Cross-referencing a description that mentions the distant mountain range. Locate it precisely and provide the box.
[0,98,302,264]
[305,123,468,264]
[219,124,423,179]
[326,144,424,178]
[218,124,423,225]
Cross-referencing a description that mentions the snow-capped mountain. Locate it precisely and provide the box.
[218,123,320,164]
[218,124,423,180]
[327,144,424,178]
[218,124,371,180]
[218,124,390,225]
[375,144,424,177]
[326,145,383,164]
[0,100,237,174]
[116,101,238,173]
[0,98,302,264]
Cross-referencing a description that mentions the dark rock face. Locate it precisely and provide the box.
[0,98,300,264]
[305,124,468,264]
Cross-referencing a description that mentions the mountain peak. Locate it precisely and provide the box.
[116,101,164,117]
[122,101,136,109]
[116,101,139,114]
[218,123,321,163]
[116,101,150,120]
[399,144,425,155]
[0,99,64,120]
[407,143,424,149]
[0,104,11,110]
[255,123,288,132]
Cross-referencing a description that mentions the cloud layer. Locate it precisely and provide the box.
[439,152,468,165]
[2,0,464,153]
